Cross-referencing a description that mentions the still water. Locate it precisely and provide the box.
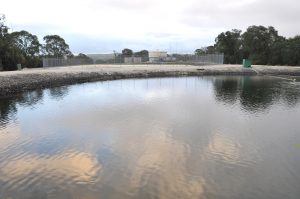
[1,76,300,199]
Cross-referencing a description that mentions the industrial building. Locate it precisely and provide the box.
[148,51,168,62]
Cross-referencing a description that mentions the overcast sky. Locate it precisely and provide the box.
[1,0,300,54]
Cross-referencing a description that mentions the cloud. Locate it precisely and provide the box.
[181,0,300,36]
[1,0,300,53]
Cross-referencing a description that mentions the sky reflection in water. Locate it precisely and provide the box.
[1,76,300,199]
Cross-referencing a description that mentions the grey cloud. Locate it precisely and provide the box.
[7,0,300,53]
[91,0,154,11]
[181,0,300,37]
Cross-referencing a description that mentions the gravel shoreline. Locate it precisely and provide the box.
[1,64,300,96]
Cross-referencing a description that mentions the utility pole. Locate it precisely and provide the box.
[113,50,116,64]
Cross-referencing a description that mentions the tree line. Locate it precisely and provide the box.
[96,49,149,64]
[2,13,300,70]
[0,15,87,70]
[195,25,300,66]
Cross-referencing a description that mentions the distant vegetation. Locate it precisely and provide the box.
[195,26,300,66]
[1,13,300,70]
[0,14,88,70]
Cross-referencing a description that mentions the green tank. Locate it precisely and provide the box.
[243,59,252,68]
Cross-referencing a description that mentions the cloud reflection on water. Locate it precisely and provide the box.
[0,76,300,198]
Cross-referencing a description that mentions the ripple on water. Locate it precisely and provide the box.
[0,149,102,193]
[1,76,300,199]
[205,132,259,168]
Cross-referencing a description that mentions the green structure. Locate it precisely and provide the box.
[17,64,22,70]
[243,59,252,68]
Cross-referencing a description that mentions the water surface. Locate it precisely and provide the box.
[1,76,300,199]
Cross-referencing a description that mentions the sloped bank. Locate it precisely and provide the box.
[0,64,300,96]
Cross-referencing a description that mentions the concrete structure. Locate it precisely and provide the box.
[124,57,142,64]
[149,51,168,62]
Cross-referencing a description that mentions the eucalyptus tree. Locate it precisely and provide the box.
[215,29,242,64]
[242,26,280,65]
[11,31,40,57]
[121,48,133,57]
[0,15,24,70]
[43,35,72,58]
[10,30,41,67]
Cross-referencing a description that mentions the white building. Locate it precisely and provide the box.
[148,51,168,62]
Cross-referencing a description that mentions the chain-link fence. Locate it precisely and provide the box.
[43,53,224,67]
[193,53,224,64]
[170,53,224,65]
[42,58,93,67]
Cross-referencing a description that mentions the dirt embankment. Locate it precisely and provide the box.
[1,64,300,96]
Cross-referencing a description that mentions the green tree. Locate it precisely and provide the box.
[134,50,149,61]
[10,31,41,68]
[43,35,72,58]
[75,53,93,64]
[121,48,133,57]
[274,36,300,66]
[195,46,216,55]
[215,29,242,64]
[242,26,280,65]
[0,15,24,70]
[134,50,148,57]
[269,36,287,65]
[206,46,216,54]
[11,31,40,57]
[194,48,206,55]
[0,14,8,68]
